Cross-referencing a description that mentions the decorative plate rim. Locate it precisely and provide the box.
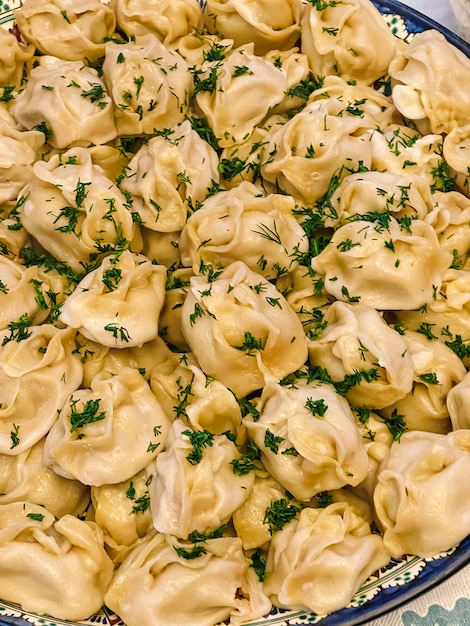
[0,1,469,626]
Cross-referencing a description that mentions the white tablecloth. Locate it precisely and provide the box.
[367,7,470,624]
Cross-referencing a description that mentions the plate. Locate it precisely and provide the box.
[0,2,469,626]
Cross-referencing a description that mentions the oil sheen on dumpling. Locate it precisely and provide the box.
[374,429,470,557]
[43,367,172,486]
[149,419,255,539]
[12,56,117,149]
[180,181,308,280]
[59,250,167,349]
[203,0,303,55]
[301,0,399,83]
[15,0,116,61]
[245,381,369,501]
[105,531,272,626]
[0,325,83,455]
[263,502,390,615]
[0,501,113,620]
[181,261,308,397]
[120,119,219,233]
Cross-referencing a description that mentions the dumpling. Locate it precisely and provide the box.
[120,119,220,233]
[43,367,172,486]
[380,329,466,434]
[0,501,113,620]
[369,125,444,186]
[149,419,255,538]
[150,354,246,443]
[311,216,453,311]
[394,267,470,361]
[260,98,373,204]
[91,469,154,564]
[0,121,44,204]
[0,28,34,90]
[447,370,470,430]
[102,35,191,136]
[0,325,83,455]
[12,56,117,149]
[0,255,65,330]
[59,250,167,349]
[19,147,141,272]
[0,438,89,518]
[203,0,303,55]
[389,30,470,136]
[307,301,414,409]
[301,0,399,83]
[15,0,116,61]
[374,429,470,557]
[263,503,390,615]
[325,170,434,229]
[181,261,308,397]
[105,531,272,626]
[110,0,203,47]
[192,43,301,148]
[232,474,295,550]
[180,182,308,280]
[245,381,369,501]
[158,267,193,351]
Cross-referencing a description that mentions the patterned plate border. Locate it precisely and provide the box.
[0,1,469,626]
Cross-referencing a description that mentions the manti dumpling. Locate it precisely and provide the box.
[263,503,390,615]
[91,469,154,564]
[426,190,470,263]
[180,182,308,280]
[43,367,172,486]
[181,261,308,397]
[0,325,82,455]
[59,250,167,349]
[203,0,303,55]
[369,125,444,187]
[192,43,307,147]
[311,216,453,311]
[389,30,470,138]
[120,120,220,233]
[447,370,470,430]
[149,419,255,538]
[232,474,296,550]
[0,255,66,330]
[20,147,141,272]
[103,35,192,136]
[105,531,272,626]
[0,437,89,518]
[245,381,369,501]
[374,429,470,557]
[15,0,116,61]
[307,301,414,409]
[394,267,470,355]
[380,329,466,434]
[150,354,246,444]
[260,97,373,204]
[110,0,203,48]
[13,56,117,149]
[0,501,113,620]
[0,121,44,205]
[0,27,34,90]
[301,0,399,83]
[325,170,434,229]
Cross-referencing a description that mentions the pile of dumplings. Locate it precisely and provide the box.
[1,0,470,625]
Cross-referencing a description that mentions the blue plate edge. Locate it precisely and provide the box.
[373,0,470,54]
